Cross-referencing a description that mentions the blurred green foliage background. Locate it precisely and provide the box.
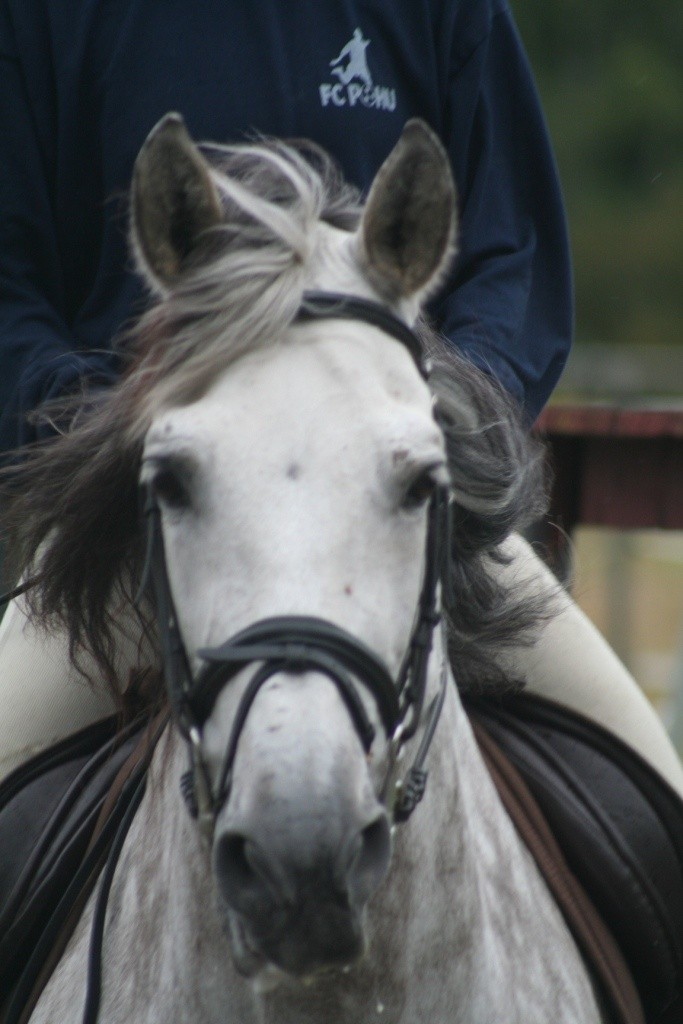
[511,0,683,349]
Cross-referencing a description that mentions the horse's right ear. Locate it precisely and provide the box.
[131,113,223,292]
[358,119,457,303]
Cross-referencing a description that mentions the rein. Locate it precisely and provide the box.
[139,291,452,835]
[0,576,42,610]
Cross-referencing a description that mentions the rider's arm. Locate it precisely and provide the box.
[0,4,116,460]
[432,0,571,422]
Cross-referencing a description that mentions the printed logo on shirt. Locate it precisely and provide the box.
[319,28,396,112]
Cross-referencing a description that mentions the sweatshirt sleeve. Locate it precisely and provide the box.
[431,0,572,422]
[0,8,116,459]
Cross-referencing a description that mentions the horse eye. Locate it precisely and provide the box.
[152,464,191,510]
[401,469,437,511]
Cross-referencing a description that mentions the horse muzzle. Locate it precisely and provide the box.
[213,792,391,977]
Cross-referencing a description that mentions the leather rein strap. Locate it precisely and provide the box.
[4,713,168,1024]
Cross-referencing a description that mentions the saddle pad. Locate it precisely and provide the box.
[466,692,683,1024]
[0,714,150,1015]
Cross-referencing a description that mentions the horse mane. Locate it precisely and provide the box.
[0,136,551,713]
[421,330,552,692]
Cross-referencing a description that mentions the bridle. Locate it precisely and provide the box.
[139,290,454,837]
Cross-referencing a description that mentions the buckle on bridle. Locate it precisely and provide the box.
[181,725,216,843]
[382,722,407,814]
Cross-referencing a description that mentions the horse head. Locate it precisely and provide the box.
[130,115,456,978]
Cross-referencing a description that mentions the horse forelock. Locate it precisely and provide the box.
[123,137,364,437]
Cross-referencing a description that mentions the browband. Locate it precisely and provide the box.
[298,291,429,378]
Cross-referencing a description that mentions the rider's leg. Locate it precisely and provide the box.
[497,533,683,799]
[0,590,144,784]
[3,536,681,796]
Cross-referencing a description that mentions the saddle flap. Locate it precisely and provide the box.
[467,692,683,1024]
[0,715,147,1010]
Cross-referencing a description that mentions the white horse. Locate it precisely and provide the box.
[12,117,604,1022]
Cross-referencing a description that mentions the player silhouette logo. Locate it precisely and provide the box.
[329,28,373,88]
[319,28,395,112]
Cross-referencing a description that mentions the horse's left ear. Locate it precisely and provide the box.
[131,112,223,292]
[358,119,457,302]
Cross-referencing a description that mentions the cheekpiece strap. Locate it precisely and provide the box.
[138,483,195,733]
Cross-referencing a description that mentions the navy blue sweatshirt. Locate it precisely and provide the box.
[0,0,571,456]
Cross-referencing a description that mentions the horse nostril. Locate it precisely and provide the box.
[215,810,391,926]
[214,832,286,917]
[339,812,392,908]
[216,833,252,888]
